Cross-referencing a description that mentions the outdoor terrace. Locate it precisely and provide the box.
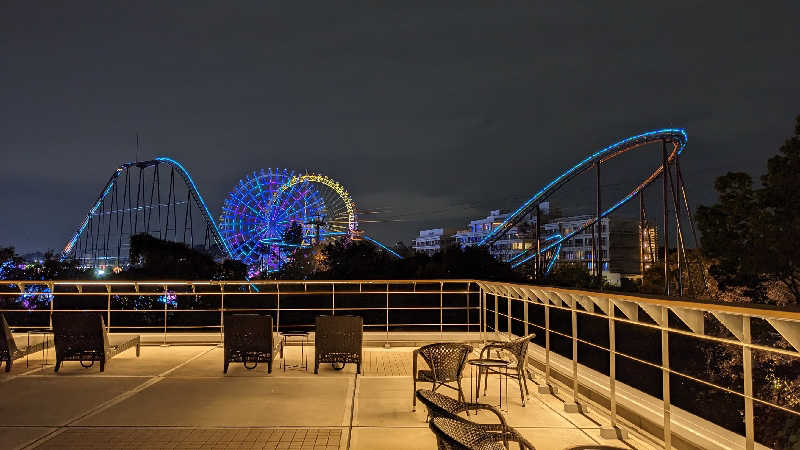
[1,280,798,449]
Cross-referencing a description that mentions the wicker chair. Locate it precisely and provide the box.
[479,334,535,406]
[1,314,52,372]
[224,314,280,374]
[412,343,473,411]
[430,416,535,450]
[416,390,535,450]
[52,312,140,373]
[314,315,362,374]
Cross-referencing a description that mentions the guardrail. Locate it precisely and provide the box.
[2,279,799,448]
[0,280,482,344]
[478,281,800,450]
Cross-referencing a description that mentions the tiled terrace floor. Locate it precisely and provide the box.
[0,343,660,450]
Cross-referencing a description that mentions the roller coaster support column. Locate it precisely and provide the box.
[662,140,670,296]
[536,205,541,279]
[595,162,602,283]
[639,192,645,277]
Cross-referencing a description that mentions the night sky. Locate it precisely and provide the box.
[2,2,799,254]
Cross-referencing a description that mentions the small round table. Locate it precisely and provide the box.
[468,358,510,412]
[280,331,309,371]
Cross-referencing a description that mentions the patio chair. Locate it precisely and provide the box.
[1,314,52,372]
[224,314,281,373]
[412,343,472,412]
[52,312,140,373]
[430,416,536,450]
[416,389,534,450]
[478,334,535,406]
[314,315,362,374]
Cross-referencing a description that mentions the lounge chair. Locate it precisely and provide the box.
[478,334,535,406]
[224,314,281,373]
[416,389,535,450]
[412,343,472,411]
[314,315,362,374]
[52,312,140,372]
[1,314,52,372]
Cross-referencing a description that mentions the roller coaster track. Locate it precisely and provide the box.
[60,157,231,261]
[478,129,688,268]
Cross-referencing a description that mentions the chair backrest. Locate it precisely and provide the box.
[429,417,492,450]
[415,389,467,419]
[224,314,274,354]
[507,334,534,371]
[52,312,108,357]
[418,343,473,382]
[0,314,18,356]
[315,315,363,355]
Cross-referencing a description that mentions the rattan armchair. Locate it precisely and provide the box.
[416,389,535,450]
[412,343,473,411]
[430,416,535,450]
[314,315,363,374]
[224,314,280,373]
[479,334,535,406]
[1,314,52,372]
[52,312,140,373]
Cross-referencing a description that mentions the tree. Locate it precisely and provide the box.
[696,115,800,305]
[282,221,304,247]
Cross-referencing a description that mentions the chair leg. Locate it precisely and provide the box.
[223,360,229,374]
[54,359,61,373]
[136,343,140,357]
[267,360,272,374]
[483,367,489,395]
[412,378,417,411]
[100,359,105,373]
[357,363,361,375]
[314,358,319,374]
[518,374,526,406]
[4,358,11,373]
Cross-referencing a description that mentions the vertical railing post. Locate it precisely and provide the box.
[220,283,225,342]
[162,284,168,346]
[106,284,111,332]
[523,293,529,337]
[385,282,390,348]
[494,294,499,338]
[439,281,444,338]
[332,283,335,316]
[743,316,754,450]
[480,286,486,343]
[601,300,627,438]
[539,301,555,394]
[49,282,55,331]
[276,283,280,334]
[506,291,512,338]
[465,282,470,338]
[661,307,671,448]
[565,297,581,412]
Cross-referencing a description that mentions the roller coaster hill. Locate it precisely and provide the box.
[59,128,701,295]
[58,158,400,276]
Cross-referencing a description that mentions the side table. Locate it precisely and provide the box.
[280,331,309,371]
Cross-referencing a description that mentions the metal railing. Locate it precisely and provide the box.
[2,279,800,448]
[477,281,800,450]
[0,280,482,345]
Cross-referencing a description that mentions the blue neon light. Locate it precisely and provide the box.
[478,129,687,247]
[510,234,562,273]
[362,234,403,259]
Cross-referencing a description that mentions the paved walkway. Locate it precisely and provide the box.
[0,345,659,449]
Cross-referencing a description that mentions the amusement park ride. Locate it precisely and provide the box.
[60,128,701,295]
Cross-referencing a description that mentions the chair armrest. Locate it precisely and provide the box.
[479,342,507,359]
[454,402,507,428]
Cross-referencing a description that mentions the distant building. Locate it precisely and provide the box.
[411,201,650,278]
[411,228,458,256]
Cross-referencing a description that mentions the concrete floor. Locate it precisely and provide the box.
[0,344,660,450]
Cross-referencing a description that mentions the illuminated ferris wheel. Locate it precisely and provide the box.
[219,169,357,272]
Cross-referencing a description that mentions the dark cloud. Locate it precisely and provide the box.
[1,2,799,252]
